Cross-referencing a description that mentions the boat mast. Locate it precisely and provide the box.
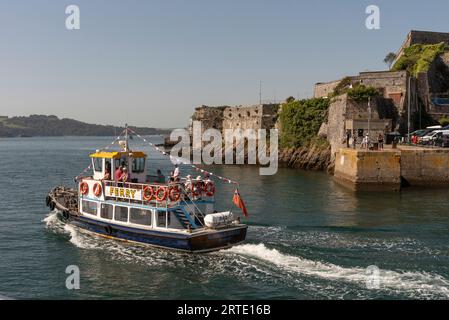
[124,123,129,152]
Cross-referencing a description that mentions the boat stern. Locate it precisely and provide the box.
[189,225,247,252]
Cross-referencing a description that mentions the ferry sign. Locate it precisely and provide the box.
[105,186,142,201]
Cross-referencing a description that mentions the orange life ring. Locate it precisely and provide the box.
[80,182,89,195]
[155,186,168,202]
[143,186,154,201]
[169,186,181,202]
[93,183,102,197]
[204,182,215,197]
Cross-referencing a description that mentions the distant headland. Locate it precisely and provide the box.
[0,115,171,137]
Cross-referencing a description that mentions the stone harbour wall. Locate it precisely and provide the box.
[334,148,401,191]
[334,147,449,191]
[401,149,449,186]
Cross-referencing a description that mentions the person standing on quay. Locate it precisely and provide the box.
[362,134,369,149]
[378,133,384,150]
[352,130,357,149]
[346,130,351,148]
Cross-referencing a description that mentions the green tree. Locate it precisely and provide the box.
[383,52,397,69]
[279,98,330,148]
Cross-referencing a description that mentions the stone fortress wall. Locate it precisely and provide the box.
[393,30,449,66]
[190,104,280,137]
[222,104,279,131]
[315,70,417,155]
[313,80,341,99]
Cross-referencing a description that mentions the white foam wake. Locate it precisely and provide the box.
[227,244,449,298]
[44,212,98,249]
[43,211,65,234]
[63,224,99,249]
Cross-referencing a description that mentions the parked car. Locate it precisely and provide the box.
[420,131,441,144]
[412,129,431,137]
[434,133,449,147]
[420,130,449,145]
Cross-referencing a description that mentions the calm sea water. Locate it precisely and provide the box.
[1,136,449,300]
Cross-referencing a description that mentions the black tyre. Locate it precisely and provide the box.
[104,225,113,236]
[45,195,51,207]
[62,210,70,220]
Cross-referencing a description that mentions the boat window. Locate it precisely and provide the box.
[93,158,103,172]
[114,206,129,222]
[132,158,145,173]
[129,208,152,226]
[157,211,170,227]
[82,200,98,216]
[100,203,113,219]
[115,157,128,170]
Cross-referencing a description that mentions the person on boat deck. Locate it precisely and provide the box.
[103,162,111,180]
[156,169,165,183]
[172,164,180,182]
[121,167,130,183]
[195,175,204,196]
[115,165,123,181]
[185,175,192,190]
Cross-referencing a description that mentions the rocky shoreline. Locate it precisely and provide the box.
[278,144,334,173]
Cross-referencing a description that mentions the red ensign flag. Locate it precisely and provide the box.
[233,189,248,217]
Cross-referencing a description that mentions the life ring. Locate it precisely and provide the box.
[143,186,154,201]
[155,186,168,202]
[204,182,215,197]
[93,183,102,197]
[46,195,52,207]
[49,201,55,211]
[80,182,89,195]
[169,186,181,202]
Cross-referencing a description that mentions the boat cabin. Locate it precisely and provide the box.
[90,150,147,183]
[78,146,218,233]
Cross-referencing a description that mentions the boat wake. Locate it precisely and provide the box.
[44,212,97,249]
[226,243,449,299]
[43,213,449,299]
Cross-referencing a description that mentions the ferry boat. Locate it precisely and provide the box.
[46,129,247,253]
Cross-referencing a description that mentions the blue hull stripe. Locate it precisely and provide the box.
[67,214,247,252]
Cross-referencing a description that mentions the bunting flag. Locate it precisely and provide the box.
[74,129,126,181]
[127,127,240,185]
[233,189,248,217]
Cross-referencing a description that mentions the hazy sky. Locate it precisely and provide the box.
[1,0,448,128]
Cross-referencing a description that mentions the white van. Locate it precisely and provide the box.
[420,130,449,144]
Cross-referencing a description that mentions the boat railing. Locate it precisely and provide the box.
[99,179,214,210]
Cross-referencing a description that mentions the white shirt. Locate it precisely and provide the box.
[173,167,180,177]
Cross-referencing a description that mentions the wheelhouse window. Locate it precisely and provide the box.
[157,211,170,228]
[130,208,152,226]
[115,157,128,170]
[93,158,103,172]
[132,158,145,173]
[82,200,98,216]
[100,203,113,220]
[114,206,129,222]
